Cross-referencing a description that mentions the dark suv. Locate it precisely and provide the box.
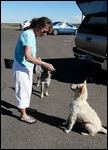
[73,1,107,70]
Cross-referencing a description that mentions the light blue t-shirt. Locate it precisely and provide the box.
[14,30,36,67]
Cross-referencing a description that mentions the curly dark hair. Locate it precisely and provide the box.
[30,17,53,33]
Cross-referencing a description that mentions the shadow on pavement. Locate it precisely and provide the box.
[4,58,107,85]
[40,58,107,85]
[28,111,86,134]
[1,99,20,120]
[1,99,107,135]
[1,99,86,134]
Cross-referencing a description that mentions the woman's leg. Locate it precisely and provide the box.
[13,60,36,123]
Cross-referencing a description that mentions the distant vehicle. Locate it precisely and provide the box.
[52,22,78,35]
[19,20,31,30]
[73,1,107,71]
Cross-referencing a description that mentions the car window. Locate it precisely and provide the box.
[53,22,60,26]
[70,25,73,27]
[23,20,28,23]
[79,15,107,36]
[66,23,71,27]
[56,22,62,26]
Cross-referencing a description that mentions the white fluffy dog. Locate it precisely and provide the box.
[62,80,107,136]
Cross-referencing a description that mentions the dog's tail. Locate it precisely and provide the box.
[100,127,107,134]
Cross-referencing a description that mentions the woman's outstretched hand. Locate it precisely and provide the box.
[43,63,56,71]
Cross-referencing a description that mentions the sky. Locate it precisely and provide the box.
[1,1,83,24]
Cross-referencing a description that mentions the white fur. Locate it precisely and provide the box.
[62,80,107,136]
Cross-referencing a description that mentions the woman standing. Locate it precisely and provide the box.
[12,17,55,124]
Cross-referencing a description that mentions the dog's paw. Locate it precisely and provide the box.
[62,121,67,126]
[81,132,89,136]
[64,129,70,133]
[45,92,49,97]
[81,132,95,136]
[40,95,44,99]
[36,84,40,87]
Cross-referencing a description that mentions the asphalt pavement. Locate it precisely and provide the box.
[1,28,107,149]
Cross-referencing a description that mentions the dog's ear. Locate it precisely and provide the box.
[35,65,42,74]
[83,80,87,86]
[80,85,85,94]
[80,80,87,94]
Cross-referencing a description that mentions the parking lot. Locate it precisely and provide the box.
[1,28,107,149]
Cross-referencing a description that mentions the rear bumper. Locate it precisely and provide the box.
[73,47,107,70]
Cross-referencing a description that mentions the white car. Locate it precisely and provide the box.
[19,20,31,30]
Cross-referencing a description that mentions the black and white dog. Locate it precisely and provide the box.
[34,64,52,99]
